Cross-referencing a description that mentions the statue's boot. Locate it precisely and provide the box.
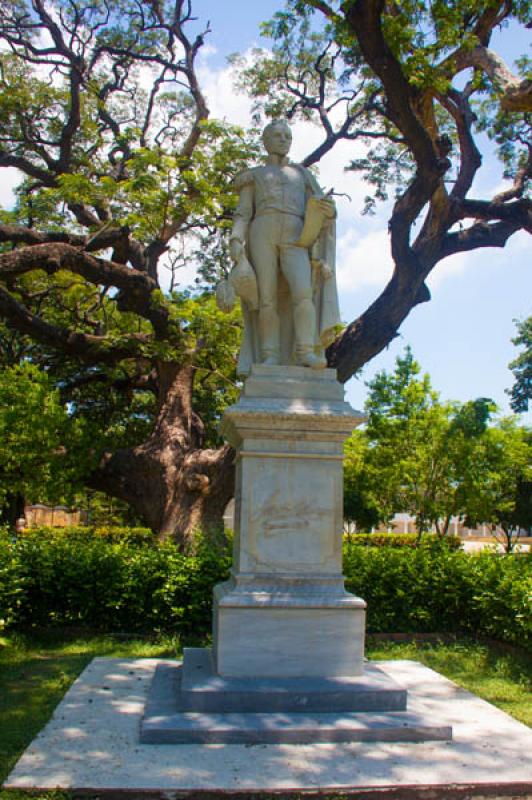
[296,345,327,369]
[262,353,280,366]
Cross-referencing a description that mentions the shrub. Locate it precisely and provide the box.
[343,539,531,649]
[0,528,26,630]
[1,527,230,638]
[344,532,461,550]
[18,524,155,544]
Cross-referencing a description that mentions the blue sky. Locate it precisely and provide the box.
[1,1,530,421]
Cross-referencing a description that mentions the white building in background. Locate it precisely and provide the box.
[224,500,528,540]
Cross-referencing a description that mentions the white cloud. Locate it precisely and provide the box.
[197,43,219,64]
[197,53,255,127]
[295,132,369,214]
[504,228,531,256]
[427,222,530,290]
[159,257,200,293]
[0,168,21,211]
[336,227,393,292]
[427,250,470,289]
[158,233,204,293]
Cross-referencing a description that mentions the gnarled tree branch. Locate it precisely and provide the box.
[0,242,171,335]
[0,284,151,364]
[453,45,532,112]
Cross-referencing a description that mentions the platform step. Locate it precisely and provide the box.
[180,648,407,713]
[140,659,452,745]
[141,709,452,745]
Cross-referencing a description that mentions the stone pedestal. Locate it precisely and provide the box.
[213,364,366,678]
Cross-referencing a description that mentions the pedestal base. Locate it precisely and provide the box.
[12,657,532,795]
[214,365,367,680]
[139,653,452,745]
[214,578,366,677]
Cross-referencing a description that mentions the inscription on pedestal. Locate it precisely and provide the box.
[247,460,339,571]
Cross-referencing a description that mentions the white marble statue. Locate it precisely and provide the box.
[217,120,341,374]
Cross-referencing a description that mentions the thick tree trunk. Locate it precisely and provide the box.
[0,491,25,528]
[88,361,235,548]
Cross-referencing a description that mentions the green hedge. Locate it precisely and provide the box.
[343,539,531,647]
[1,529,530,649]
[18,525,156,544]
[0,528,230,637]
[344,532,462,549]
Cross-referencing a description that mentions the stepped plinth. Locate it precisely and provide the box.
[141,366,452,744]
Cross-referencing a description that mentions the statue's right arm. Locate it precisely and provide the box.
[230,170,254,260]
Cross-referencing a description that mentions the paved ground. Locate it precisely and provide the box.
[4,658,532,796]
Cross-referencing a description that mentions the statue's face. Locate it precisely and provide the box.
[263,124,292,157]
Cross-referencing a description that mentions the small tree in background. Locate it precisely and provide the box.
[464,421,532,552]
[344,349,499,536]
[343,430,382,532]
[362,347,442,535]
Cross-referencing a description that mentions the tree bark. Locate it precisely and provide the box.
[0,491,26,528]
[88,361,235,548]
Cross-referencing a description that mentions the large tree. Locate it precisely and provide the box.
[0,0,530,544]
[0,0,248,543]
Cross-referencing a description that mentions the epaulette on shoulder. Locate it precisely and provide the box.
[234,169,255,190]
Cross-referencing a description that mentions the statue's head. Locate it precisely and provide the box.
[262,120,292,156]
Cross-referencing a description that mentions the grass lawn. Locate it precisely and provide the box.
[367,636,532,727]
[0,631,530,797]
[0,631,179,794]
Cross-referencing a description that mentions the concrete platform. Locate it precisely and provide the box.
[4,657,532,798]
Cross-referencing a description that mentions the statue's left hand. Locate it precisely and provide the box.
[321,263,334,280]
[216,279,236,313]
[318,196,336,220]
[230,238,245,263]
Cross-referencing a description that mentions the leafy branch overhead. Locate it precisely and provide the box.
[0,0,255,367]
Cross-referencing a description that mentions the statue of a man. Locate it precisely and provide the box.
[220,120,341,375]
